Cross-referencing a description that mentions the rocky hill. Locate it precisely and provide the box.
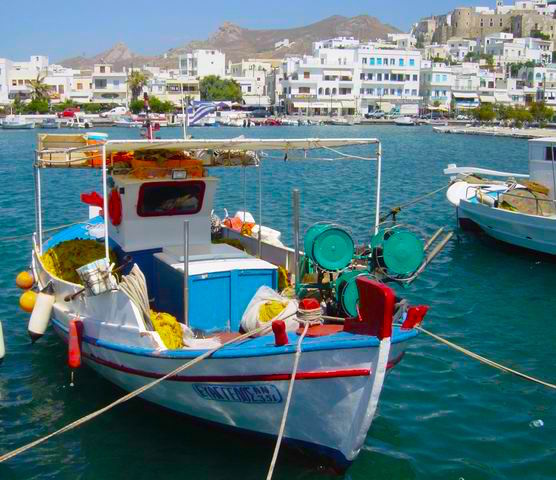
[60,15,401,70]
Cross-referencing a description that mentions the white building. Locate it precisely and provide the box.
[0,58,11,104]
[281,38,422,116]
[91,64,128,104]
[448,38,478,61]
[179,50,226,78]
[484,33,552,66]
[228,59,276,108]
[420,61,454,108]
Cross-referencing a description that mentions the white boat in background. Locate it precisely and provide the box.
[394,116,415,126]
[114,117,143,128]
[66,114,93,129]
[445,136,556,255]
[1,115,35,129]
[39,118,60,129]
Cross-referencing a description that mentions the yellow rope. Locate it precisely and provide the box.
[417,326,556,390]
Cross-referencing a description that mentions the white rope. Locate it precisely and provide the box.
[416,326,556,390]
[266,307,322,479]
[322,145,377,161]
[0,322,272,464]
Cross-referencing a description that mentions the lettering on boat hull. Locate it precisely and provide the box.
[193,383,282,404]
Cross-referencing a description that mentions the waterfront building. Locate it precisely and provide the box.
[420,61,454,108]
[227,59,277,108]
[178,50,226,78]
[281,37,422,116]
[0,58,11,104]
[91,64,128,105]
[6,55,49,102]
[69,71,93,104]
[448,38,478,61]
[484,33,552,66]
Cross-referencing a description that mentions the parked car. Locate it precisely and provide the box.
[365,111,385,119]
[57,107,80,118]
[100,106,129,118]
[249,109,271,119]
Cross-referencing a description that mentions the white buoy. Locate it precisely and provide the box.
[28,284,55,343]
[0,320,5,364]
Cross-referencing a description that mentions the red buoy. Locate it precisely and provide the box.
[272,320,289,346]
[68,319,83,369]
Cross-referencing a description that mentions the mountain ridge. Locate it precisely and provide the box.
[60,15,401,70]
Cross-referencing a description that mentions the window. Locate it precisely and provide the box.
[409,59,415,67]
[113,80,120,87]
[325,88,330,95]
[100,66,106,73]
[384,58,388,65]
[247,86,252,92]
[399,59,404,66]
[304,71,310,79]
[299,87,310,94]
[137,181,206,217]
[442,74,448,82]
[77,83,83,90]
[377,58,382,65]
[362,58,367,64]
[413,74,418,81]
[95,79,107,89]
[370,58,375,65]
[412,89,417,96]
[390,58,395,65]
[368,73,374,80]
[360,73,365,80]
[384,73,390,81]
[377,73,382,81]
[11,80,16,86]
[318,87,323,95]
[360,88,365,94]
[397,89,402,96]
[332,88,337,95]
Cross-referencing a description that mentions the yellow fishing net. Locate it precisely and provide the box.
[150,311,184,349]
[258,300,287,323]
[41,240,117,285]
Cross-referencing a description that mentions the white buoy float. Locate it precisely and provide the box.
[0,320,5,364]
[28,284,55,343]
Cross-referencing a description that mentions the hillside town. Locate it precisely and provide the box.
[2,0,556,120]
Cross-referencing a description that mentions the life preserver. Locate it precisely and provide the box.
[108,188,122,226]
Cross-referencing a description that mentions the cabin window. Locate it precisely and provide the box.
[545,146,556,161]
[137,181,206,217]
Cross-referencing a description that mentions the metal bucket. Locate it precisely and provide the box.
[304,223,354,271]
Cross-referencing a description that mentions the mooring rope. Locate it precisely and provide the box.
[0,323,272,464]
[0,221,85,243]
[416,326,556,390]
[380,184,450,222]
[266,307,322,480]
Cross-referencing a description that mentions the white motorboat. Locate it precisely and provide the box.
[66,114,92,129]
[1,115,35,129]
[39,118,60,129]
[445,136,556,255]
[114,117,143,128]
[394,116,415,126]
[15,134,447,473]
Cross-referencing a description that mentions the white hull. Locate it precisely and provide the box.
[2,122,35,129]
[459,200,556,254]
[51,313,407,468]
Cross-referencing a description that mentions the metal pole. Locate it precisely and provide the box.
[183,220,190,328]
[551,145,556,203]
[243,165,247,222]
[293,189,300,285]
[374,142,382,235]
[181,83,187,140]
[33,154,39,240]
[258,156,263,258]
[101,144,109,263]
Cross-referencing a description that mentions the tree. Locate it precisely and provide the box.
[472,104,496,122]
[127,70,148,102]
[531,30,550,41]
[24,98,49,114]
[509,106,533,127]
[12,94,24,114]
[529,101,553,123]
[29,73,51,101]
[129,96,174,114]
[200,75,242,102]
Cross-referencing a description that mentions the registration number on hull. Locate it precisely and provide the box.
[193,384,282,404]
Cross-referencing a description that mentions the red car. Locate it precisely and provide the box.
[57,107,80,118]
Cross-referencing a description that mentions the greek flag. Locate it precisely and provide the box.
[189,104,216,126]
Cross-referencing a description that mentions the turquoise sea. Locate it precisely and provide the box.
[0,125,554,480]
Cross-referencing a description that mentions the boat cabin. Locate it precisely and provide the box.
[108,173,277,333]
[528,137,556,200]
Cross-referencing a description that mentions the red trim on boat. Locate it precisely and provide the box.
[83,351,405,382]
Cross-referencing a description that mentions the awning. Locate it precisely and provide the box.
[242,95,271,107]
[453,92,478,99]
[480,95,495,103]
[323,70,345,76]
[293,102,332,109]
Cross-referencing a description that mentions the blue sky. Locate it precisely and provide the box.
[6,0,485,61]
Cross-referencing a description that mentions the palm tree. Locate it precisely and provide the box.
[128,70,148,102]
[29,72,51,101]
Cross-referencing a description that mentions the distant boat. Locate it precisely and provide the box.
[1,115,35,130]
[394,116,415,126]
[39,118,60,129]
[114,117,143,128]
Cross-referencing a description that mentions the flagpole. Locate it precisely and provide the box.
[181,81,187,140]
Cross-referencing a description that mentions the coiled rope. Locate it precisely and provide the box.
[0,323,272,464]
[416,326,556,390]
[266,306,323,480]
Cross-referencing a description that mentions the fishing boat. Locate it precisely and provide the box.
[39,118,60,129]
[18,134,449,472]
[394,116,415,126]
[1,115,35,129]
[114,117,143,128]
[445,136,556,255]
[65,114,93,129]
